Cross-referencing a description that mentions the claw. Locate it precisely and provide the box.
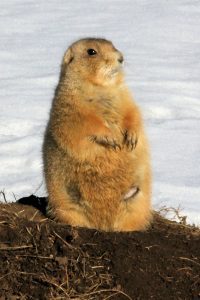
[116,144,121,151]
[89,135,122,151]
[123,130,138,151]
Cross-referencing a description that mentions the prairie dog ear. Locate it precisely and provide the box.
[60,47,74,79]
[63,47,74,65]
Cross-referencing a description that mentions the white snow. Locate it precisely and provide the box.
[0,0,199,225]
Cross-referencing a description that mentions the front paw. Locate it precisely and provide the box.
[89,135,121,150]
[123,130,138,150]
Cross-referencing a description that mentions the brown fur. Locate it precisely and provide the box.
[43,38,152,231]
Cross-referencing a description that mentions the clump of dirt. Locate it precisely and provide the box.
[0,195,199,300]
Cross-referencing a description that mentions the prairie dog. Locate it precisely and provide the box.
[43,38,152,231]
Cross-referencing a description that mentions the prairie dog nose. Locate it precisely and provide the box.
[118,54,124,64]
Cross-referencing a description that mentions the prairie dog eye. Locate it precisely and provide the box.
[87,48,97,56]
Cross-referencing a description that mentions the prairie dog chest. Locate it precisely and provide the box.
[83,86,124,122]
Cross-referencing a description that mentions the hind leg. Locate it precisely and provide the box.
[46,175,91,228]
[114,190,152,231]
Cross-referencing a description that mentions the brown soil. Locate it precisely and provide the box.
[0,195,199,300]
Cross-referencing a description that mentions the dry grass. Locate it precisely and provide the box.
[0,196,199,299]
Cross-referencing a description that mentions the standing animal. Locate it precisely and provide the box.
[43,38,152,231]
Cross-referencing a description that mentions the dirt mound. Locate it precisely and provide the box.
[0,195,199,299]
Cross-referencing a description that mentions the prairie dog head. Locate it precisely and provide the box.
[60,38,124,86]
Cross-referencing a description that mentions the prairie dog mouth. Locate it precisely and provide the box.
[101,65,122,78]
[124,186,139,200]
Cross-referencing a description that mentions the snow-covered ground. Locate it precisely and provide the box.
[0,0,199,225]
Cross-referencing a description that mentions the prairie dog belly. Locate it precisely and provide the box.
[66,147,147,227]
